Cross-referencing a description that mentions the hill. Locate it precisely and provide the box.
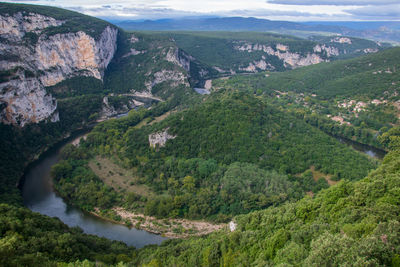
[49,92,375,229]
[214,47,400,149]
[134,127,400,266]
[0,3,398,266]
[219,46,400,99]
[144,31,385,78]
[116,17,400,44]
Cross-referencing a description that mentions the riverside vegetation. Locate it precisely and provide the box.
[51,91,376,228]
[1,2,400,266]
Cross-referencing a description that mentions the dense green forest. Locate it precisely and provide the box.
[213,47,400,148]
[50,91,375,223]
[215,46,400,99]
[0,204,136,266]
[1,3,399,266]
[152,31,384,73]
[133,126,400,266]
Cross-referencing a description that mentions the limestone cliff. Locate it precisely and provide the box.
[149,128,176,148]
[0,11,118,126]
[234,42,328,70]
[165,47,212,86]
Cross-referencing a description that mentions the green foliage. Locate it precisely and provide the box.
[0,4,399,265]
[158,31,298,71]
[216,46,400,99]
[57,95,103,129]
[0,204,135,266]
[134,128,400,266]
[104,31,202,93]
[56,91,376,222]
[47,77,104,98]
[214,47,400,149]
[121,91,374,179]
[220,162,299,214]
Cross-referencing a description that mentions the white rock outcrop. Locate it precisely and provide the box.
[149,128,176,148]
[229,221,237,232]
[0,12,118,126]
[35,25,118,86]
[313,44,340,57]
[330,37,352,44]
[166,47,191,72]
[0,12,64,40]
[145,70,190,92]
[234,41,328,69]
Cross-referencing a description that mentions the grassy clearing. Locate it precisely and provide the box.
[309,165,338,186]
[89,156,152,197]
[133,110,175,130]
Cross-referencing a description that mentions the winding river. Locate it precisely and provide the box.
[20,126,385,248]
[335,136,386,160]
[21,132,167,248]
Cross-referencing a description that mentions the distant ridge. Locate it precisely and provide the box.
[115,17,400,44]
[117,17,347,32]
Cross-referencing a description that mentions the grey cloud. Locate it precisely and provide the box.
[66,6,203,20]
[2,0,40,2]
[227,9,329,17]
[267,0,400,5]
[66,5,333,20]
[345,4,400,19]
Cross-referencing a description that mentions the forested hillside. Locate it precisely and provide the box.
[154,31,385,75]
[214,47,400,149]
[1,2,399,267]
[134,126,400,266]
[50,91,375,228]
[116,17,400,44]
[216,47,400,99]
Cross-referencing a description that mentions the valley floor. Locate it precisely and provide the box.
[89,156,225,238]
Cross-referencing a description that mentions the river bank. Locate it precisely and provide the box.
[90,207,225,239]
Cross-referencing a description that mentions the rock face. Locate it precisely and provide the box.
[234,42,328,70]
[145,70,190,92]
[165,47,210,84]
[331,37,352,44]
[313,44,340,57]
[0,12,118,126]
[149,128,176,148]
[229,221,237,232]
[166,47,191,72]
[0,12,64,40]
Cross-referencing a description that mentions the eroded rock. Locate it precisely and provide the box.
[149,128,176,148]
[0,11,118,126]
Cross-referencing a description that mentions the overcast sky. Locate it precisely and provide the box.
[4,0,400,21]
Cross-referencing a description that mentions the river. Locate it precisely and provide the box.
[20,124,385,249]
[335,136,386,160]
[21,132,167,248]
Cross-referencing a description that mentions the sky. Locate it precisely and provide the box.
[3,0,400,21]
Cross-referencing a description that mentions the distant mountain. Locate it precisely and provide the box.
[117,17,348,33]
[115,17,400,44]
[304,21,400,31]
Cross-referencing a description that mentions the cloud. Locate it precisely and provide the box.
[226,9,328,18]
[2,0,399,21]
[66,6,203,20]
[64,5,331,21]
[345,4,400,20]
[267,0,399,6]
